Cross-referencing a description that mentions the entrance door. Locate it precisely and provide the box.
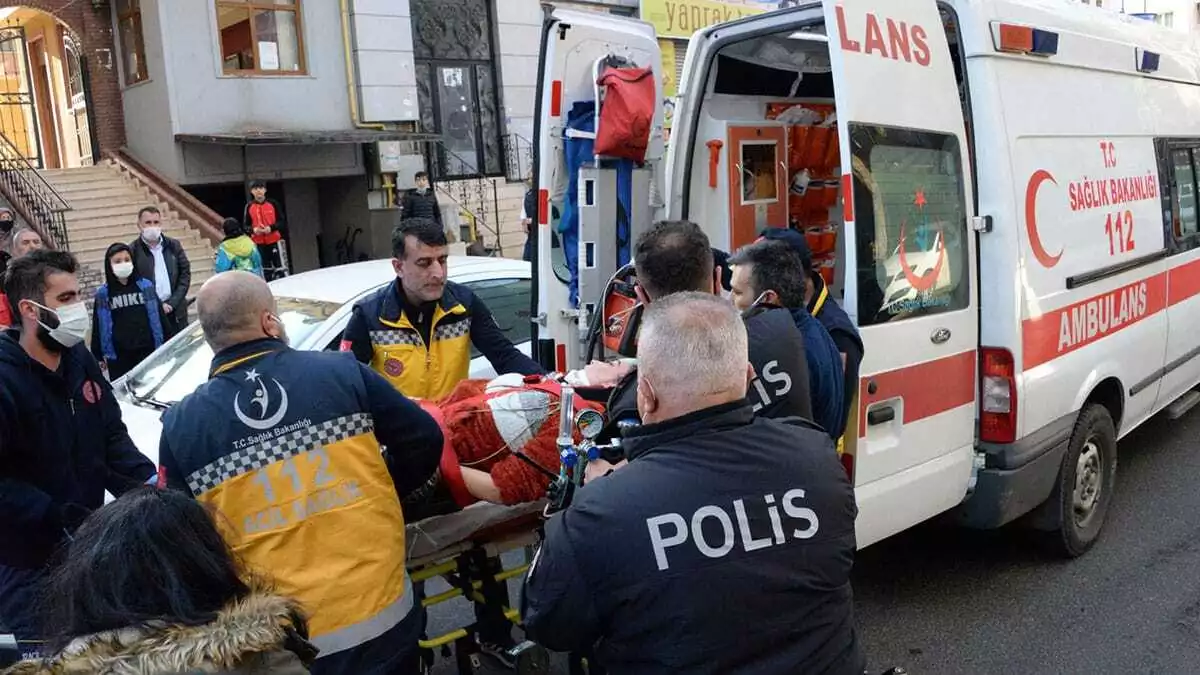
[63,32,93,166]
[27,37,60,169]
[0,27,41,167]
[824,0,978,547]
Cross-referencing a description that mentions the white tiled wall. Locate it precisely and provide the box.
[352,0,420,122]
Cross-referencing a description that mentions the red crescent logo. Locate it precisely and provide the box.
[1025,169,1063,268]
[898,222,946,293]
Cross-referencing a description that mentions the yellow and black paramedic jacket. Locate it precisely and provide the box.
[341,278,543,400]
[158,338,444,672]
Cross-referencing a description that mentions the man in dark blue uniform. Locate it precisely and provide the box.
[0,250,155,642]
[729,239,846,439]
[522,292,864,674]
[597,220,813,436]
[758,227,864,429]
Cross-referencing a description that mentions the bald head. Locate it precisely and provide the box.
[197,271,280,352]
[636,292,750,423]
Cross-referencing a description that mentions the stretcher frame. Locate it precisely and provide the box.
[406,502,548,674]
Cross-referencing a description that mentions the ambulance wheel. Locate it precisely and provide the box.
[1045,404,1117,558]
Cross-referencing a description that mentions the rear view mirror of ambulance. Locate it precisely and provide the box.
[823,0,978,548]
[665,1,977,549]
[531,9,665,370]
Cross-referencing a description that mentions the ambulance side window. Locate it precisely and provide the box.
[1169,148,1198,240]
[849,124,970,327]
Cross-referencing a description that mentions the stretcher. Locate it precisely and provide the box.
[406,501,551,674]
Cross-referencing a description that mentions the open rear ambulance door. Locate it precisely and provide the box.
[531,9,664,373]
[824,0,978,547]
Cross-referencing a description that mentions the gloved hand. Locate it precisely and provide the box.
[56,502,92,537]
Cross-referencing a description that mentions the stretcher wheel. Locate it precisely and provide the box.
[510,641,550,674]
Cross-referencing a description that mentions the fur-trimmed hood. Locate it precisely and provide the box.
[5,592,317,675]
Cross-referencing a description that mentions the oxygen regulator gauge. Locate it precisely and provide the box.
[575,409,605,441]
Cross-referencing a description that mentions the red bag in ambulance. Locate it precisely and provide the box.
[594,66,655,162]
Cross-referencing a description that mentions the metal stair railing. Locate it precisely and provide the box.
[0,131,71,250]
[422,140,503,255]
[503,132,533,184]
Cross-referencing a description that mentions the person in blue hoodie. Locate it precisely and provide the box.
[729,239,846,439]
[90,242,167,379]
[0,250,155,644]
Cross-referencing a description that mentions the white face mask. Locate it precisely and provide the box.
[113,261,134,280]
[141,227,162,244]
[31,300,89,349]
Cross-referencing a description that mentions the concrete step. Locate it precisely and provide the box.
[65,194,151,211]
[75,244,214,269]
[56,183,143,202]
[41,170,125,187]
[61,213,179,231]
[68,227,201,249]
[65,204,158,222]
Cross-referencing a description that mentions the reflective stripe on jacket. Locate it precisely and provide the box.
[159,340,442,660]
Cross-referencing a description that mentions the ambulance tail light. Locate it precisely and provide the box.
[980,347,1017,444]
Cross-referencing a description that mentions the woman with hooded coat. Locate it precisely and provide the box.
[2,487,316,675]
[90,242,167,379]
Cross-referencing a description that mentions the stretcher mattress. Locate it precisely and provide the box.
[405,501,546,566]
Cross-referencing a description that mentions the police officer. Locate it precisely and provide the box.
[729,239,846,439]
[758,227,864,429]
[342,217,542,399]
[522,292,865,674]
[159,271,445,675]
[598,220,813,435]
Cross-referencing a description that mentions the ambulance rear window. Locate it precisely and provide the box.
[848,125,970,326]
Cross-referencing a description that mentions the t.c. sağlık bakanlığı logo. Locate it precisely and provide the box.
[234,368,289,430]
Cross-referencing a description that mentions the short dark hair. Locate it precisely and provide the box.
[5,249,77,321]
[38,488,258,648]
[249,179,266,190]
[728,240,807,308]
[392,217,447,258]
[137,206,160,221]
[414,171,429,181]
[633,220,713,300]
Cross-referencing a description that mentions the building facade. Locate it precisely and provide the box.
[0,0,800,271]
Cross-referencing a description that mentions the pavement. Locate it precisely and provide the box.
[429,406,1200,674]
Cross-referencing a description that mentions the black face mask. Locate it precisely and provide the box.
[0,219,13,234]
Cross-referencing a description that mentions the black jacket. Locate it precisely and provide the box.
[129,234,191,329]
[809,275,865,426]
[400,189,442,226]
[601,307,813,440]
[523,401,864,675]
[0,332,154,634]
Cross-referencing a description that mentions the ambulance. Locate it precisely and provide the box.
[530,0,1200,557]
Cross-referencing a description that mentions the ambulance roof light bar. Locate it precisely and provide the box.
[991,22,1059,57]
[1136,47,1161,74]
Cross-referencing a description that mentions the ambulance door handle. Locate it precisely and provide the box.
[867,406,895,426]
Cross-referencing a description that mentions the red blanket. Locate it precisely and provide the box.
[419,375,604,506]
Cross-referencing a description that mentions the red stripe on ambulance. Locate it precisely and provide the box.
[1022,274,1167,371]
[1168,257,1200,305]
[857,350,976,438]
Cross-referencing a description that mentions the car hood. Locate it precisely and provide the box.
[121,400,164,466]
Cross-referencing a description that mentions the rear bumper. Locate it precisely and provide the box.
[956,412,1076,529]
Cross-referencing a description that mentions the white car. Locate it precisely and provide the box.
[113,256,533,464]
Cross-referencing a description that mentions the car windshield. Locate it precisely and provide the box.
[124,297,339,406]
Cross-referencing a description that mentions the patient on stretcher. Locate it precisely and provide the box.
[402,372,608,521]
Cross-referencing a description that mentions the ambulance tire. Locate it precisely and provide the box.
[1044,404,1117,558]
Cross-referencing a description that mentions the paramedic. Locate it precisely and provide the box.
[158,271,444,675]
[598,220,813,434]
[522,292,865,675]
[0,250,156,643]
[758,227,863,426]
[340,216,539,668]
[342,217,543,399]
[729,239,846,439]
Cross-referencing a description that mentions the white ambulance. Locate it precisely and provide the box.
[531,0,1200,557]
